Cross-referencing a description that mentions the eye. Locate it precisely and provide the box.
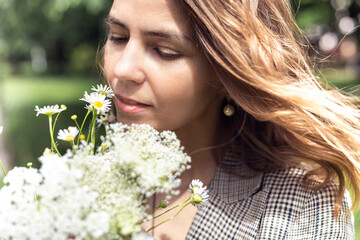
[109,33,128,43]
[156,47,181,60]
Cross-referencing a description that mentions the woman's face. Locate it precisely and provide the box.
[104,0,223,135]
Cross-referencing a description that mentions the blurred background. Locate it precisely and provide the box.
[0,0,359,238]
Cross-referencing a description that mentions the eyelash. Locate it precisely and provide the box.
[109,35,181,60]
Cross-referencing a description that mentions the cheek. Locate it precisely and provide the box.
[103,47,117,86]
[103,46,113,71]
[153,70,219,116]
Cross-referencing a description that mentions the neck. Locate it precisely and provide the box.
[175,112,229,193]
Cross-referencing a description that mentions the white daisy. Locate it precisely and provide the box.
[42,148,53,156]
[57,127,79,142]
[80,91,112,115]
[91,84,114,98]
[191,187,209,206]
[34,105,65,117]
[96,115,109,127]
[189,179,204,193]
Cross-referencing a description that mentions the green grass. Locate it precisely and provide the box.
[1,75,100,167]
[319,68,360,94]
[1,75,100,108]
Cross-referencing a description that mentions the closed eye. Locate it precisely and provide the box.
[109,35,128,43]
[155,47,181,60]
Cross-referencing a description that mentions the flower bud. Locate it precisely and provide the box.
[79,134,85,140]
[61,105,67,110]
[27,162,33,168]
[71,115,77,120]
[160,200,168,208]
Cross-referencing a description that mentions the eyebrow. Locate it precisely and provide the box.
[105,16,193,43]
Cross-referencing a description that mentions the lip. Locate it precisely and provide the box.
[114,94,151,113]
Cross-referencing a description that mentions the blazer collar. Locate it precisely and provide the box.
[208,144,265,203]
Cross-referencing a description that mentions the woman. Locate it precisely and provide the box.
[103,0,360,239]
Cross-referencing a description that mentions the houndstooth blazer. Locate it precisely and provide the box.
[186,144,355,240]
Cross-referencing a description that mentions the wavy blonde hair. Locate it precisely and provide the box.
[180,0,360,215]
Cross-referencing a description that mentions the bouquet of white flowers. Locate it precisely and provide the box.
[0,85,209,240]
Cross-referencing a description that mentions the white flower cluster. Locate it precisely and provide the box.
[0,122,191,240]
[0,155,109,240]
[71,123,191,237]
[106,123,191,196]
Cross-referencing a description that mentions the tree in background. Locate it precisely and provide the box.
[294,0,360,71]
[0,0,111,76]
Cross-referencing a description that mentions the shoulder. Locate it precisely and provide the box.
[262,167,349,208]
[258,167,354,239]
[262,167,329,201]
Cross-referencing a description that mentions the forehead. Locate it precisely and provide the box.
[109,0,191,34]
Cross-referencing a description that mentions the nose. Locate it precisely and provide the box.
[113,40,146,85]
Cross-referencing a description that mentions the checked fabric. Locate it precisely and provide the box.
[185,143,354,240]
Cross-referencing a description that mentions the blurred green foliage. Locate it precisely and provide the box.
[1,76,100,167]
[0,0,111,75]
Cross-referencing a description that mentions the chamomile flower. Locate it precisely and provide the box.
[189,179,204,193]
[34,105,65,117]
[96,114,109,127]
[91,84,114,98]
[42,148,53,156]
[191,187,209,206]
[80,91,112,115]
[57,127,79,142]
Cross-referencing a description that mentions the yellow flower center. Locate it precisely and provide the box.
[101,144,108,149]
[93,101,103,109]
[65,135,75,142]
[44,111,55,115]
[192,193,203,204]
[98,90,107,96]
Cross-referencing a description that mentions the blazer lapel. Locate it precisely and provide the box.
[186,145,268,240]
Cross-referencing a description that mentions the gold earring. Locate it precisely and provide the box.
[223,104,235,117]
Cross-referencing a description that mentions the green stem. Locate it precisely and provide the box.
[90,112,97,147]
[73,119,82,145]
[86,110,96,144]
[77,110,91,145]
[146,202,192,232]
[152,197,191,220]
[73,119,81,132]
[48,116,61,156]
[148,206,161,215]
[86,110,95,143]
[52,111,62,132]
[141,196,191,225]
[0,158,6,176]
